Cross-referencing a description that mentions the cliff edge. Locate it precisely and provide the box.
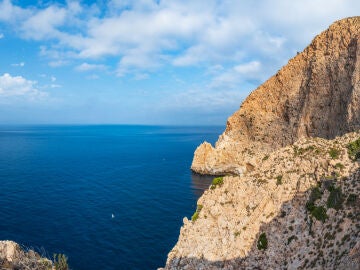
[164,132,360,269]
[192,17,360,175]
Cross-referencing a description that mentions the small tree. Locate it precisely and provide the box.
[257,233,268,250]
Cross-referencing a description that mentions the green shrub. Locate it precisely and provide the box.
[329,148,340,159]
[309,186,322,202]
[257,233,268,250]
[347,137,360,160]
[276,175,283,185]
[191,204,203,222]
[262,155,269,161]
[310,206,328,222]
[211,177,224,189]
[287,235,298,244]
[305,186,326,222]
[53,254,69,270]
[335,163,345,170]
[306,201,315,212]
[293,145,315,156]
[327,187,343,210]
[346,194,357,206]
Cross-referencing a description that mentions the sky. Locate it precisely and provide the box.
[0,0,359,125]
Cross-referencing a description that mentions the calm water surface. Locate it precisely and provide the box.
[0,125,222,270]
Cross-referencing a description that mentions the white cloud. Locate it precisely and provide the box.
[86,74,99,80]
[0,0,28,22]
[48,60,69,67]
[209,61,263,90]
[0,73,47,98]
[21,5,67,40]
[11,62,25,67]
[134,73,150,80]
[234,61,261,74]
[161,86,245,113]
[1,0,360,82]
[0,33,3,39]
[75,62,107,72]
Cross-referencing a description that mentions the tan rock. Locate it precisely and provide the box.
[192,16,360,175]
[0,240,54,270]
[164,132,360,269]
[0,241,20,262]
[163,17,360,270]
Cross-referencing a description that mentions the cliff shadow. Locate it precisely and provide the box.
[190,173,216,199]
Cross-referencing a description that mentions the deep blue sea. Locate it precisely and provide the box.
[0,125,223,270]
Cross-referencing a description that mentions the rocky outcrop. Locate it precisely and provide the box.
[192,16,360,175]
[163,132,360,269]
[0,241,54,270]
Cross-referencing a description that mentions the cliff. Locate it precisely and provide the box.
[162,17,360,270]
[164,132,360,269]
[192,16,360,175]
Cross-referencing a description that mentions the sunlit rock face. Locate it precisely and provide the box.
[192,17,360,176]
[161,17,360,270]
[164,132,360,270]
[0,240,53,269]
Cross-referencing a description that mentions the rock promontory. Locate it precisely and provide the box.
[192,17,360,175]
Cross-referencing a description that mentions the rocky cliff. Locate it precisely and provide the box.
[192,16,360,175]
[164,132,360,269]
[0,241,68,270]
[0,241,54,270]
[162,17,360,270]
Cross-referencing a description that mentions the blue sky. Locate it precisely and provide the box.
[0,0,358,125]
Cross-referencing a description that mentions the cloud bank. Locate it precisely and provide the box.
[0,73,46,98]
[1,0,359,77]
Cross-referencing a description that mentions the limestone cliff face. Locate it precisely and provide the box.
[192,17,360,175]
[162,17,360,270]
[163,132,360,269]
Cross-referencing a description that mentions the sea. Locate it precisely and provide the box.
[0,125,223,270]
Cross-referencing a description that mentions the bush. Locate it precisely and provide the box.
[53,254,69,270]
[309,186,322,202]
[191,204,203,222]
[306,201,315,212]
[347,137,360,160]
[335,163,345,170]
[310,206,328,222]
[327,187,343,210]
[287,235,298,245]
[276,175,283,185]
[257,233,268,250]
[329,148,340,159]
[346,194,357,206]
[210,177,224,189]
